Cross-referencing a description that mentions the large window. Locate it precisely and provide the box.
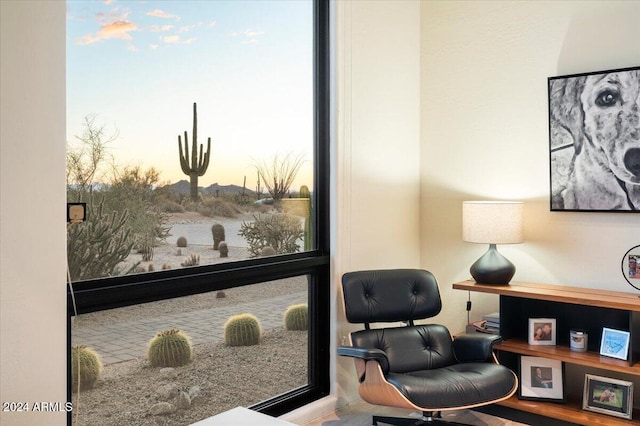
[66,0,329,423]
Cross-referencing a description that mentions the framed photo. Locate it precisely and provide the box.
[548,66,640,212]
[518,356,566,402]
[600,327,630,360]
[583,374,633,419]
[528,318,556,346]
[621,244,640,291]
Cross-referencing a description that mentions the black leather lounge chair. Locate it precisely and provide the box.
[337,269,518,425]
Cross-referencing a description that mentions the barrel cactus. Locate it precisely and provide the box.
[284,304,308,331]
[211,223,225,250]
[224,313,261,346]
[147,328,193,367]
[71,345,102,391]
[260,246,276,257]
[177,236,187,247]
[218,241,229,257]
[140,244,154,261]
[299,185,312,251]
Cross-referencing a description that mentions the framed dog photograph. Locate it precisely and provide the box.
[583,374,633,419]
[528,318,556,346]
[518,356,566,402]
[548,66,640,212]
[600,327,630,360]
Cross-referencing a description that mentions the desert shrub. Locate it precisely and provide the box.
[101,166,170,249]
[153,184,183,205]
[181,253,200,267]
[182,200,200,213]
[71,345,102,391]
[224,313,261,346]
[197,197,241,218]
[177,236,188,247]
[211,223,225,249]
[66,118,168,278]
[284,304,308,331]
[157,200,185,213]
[238,213,303,257]
[67,198,137,281]
[147,329,192,367]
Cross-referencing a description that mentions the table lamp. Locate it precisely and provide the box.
[462,201,523,285]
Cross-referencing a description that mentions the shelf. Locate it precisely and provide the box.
[498,396,640,425]
[454,280,640,425]
[452,280,640,312]
[496,339,640,377]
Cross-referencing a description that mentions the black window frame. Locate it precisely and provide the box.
[66,0,330,421]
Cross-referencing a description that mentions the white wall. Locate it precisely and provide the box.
[332,0,422,408]
[421,1,640,334]
[0,1,67,425]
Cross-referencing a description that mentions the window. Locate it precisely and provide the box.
[66,0,329,423]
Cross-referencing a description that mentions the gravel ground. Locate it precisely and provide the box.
[72,327,307,426]
[71,212,309,425]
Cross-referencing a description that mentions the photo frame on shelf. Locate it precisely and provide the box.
[528,318,556,345]
[548,65,640,212]
[600,327,630,360]
[518,356,566,402]
[583,374,633,420]
[621,244,640,291]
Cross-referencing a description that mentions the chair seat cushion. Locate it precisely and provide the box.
[386,362,516,410]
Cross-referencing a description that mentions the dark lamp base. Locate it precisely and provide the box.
[470,244,515,285]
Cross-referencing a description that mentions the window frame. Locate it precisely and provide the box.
[67,0,330,420]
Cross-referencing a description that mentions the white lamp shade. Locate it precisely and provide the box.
[462,201,524,244]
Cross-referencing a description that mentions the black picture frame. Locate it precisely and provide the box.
[548,65,640,212]
[621,244,640,291]
[518,356,566,402]
[583,374,633,420]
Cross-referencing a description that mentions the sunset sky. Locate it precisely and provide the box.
[66,0,313,189]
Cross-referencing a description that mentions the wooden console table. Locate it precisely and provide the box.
[453,280,640,425]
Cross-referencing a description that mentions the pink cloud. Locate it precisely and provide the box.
[76,20,138,45]
[147,9,180,20]
[150,24,174,32]
[243,30,264,37]
[162,35,180,44]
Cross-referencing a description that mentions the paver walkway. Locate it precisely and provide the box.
[72,291,307,364]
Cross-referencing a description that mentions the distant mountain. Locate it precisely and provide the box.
[163,180,253,195]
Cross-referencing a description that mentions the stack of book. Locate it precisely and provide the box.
[482,312,500,333]
[466,312,500,335]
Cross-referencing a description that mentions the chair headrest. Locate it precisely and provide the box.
[342,269,442,324]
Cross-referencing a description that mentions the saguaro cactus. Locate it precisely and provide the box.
[299,185,312,251]
[178,102,211,202]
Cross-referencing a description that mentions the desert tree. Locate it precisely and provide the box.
[66,116,168,279]
[66,114,118,201]
[253,152,305,201]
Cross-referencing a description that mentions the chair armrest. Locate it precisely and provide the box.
[453,333,503,362]
[337,346,390,374]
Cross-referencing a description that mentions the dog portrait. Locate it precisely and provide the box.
[549,66,640,211]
